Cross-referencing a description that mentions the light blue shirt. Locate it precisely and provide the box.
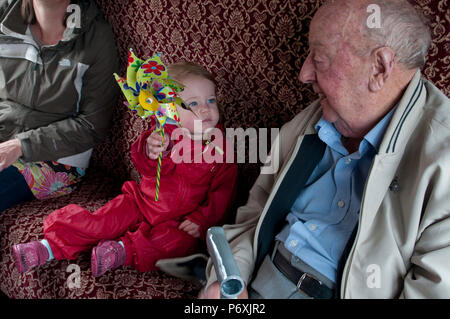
[276,109,395,283]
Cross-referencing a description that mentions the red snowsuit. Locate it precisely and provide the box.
[43,124,238,271]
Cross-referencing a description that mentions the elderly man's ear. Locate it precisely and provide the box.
[369,47,396,92]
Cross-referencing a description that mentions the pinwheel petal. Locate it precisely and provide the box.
[114,74,139,107]
[126,48,144,90]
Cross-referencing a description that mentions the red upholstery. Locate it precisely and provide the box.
[1,0,448,299]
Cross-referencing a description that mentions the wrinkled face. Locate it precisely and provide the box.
[299,5,375,138]
[176,75,220,136]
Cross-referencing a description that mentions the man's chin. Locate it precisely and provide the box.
[321,109,351,136]
[321,103,339,124]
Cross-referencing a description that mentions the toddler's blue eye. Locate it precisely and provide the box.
[207,98,216,104]
[189,101,198,107]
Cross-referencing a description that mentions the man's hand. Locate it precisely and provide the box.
[146,130,170,160]
[198,281,249,299]
[179,219,201,238]
[0,139,23,171]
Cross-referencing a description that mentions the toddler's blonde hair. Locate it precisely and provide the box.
[167,62,217,86]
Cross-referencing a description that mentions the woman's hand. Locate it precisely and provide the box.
[146,130,170,160]
[0,139,23,171]
[179,219,201,238]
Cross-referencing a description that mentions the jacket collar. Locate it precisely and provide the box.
[379,69,425,155]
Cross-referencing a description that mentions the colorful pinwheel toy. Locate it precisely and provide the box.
[114,48,184,201]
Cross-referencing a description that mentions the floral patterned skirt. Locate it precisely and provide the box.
[12,159,86,200]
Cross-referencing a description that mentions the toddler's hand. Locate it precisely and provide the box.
[179,220,201,238]
[146,130,170,160]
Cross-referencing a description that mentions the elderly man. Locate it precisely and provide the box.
[198,0,450,298]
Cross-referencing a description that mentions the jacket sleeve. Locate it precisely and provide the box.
[204,103,322,289]
[204,167,274,288]
[400,153,450,298]
[130,127,176,177]
[183,162,238,240]
[204,134,280,288]
[16,23,120,162]
[0,0,12,19]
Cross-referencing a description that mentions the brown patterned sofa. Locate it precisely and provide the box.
[1,0,449,299]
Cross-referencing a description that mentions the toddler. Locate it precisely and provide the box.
[13,62,238,277]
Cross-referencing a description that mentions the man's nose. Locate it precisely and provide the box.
[299,53,316,84]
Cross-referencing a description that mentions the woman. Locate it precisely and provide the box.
[0,0,119,211]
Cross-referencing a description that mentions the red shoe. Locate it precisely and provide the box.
[12,241,49,273]
[91,240,126,277]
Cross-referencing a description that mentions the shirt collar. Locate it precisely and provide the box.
[315,118,347,155]
[315,106,396,155]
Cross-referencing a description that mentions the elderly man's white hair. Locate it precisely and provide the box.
[324,0,432,69]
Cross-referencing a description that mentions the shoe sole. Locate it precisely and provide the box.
[91,246,101,277]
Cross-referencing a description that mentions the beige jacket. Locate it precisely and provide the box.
[205,70,450,298]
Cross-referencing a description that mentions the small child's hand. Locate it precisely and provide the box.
[146,130,170,160]
[179,220,201,238]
